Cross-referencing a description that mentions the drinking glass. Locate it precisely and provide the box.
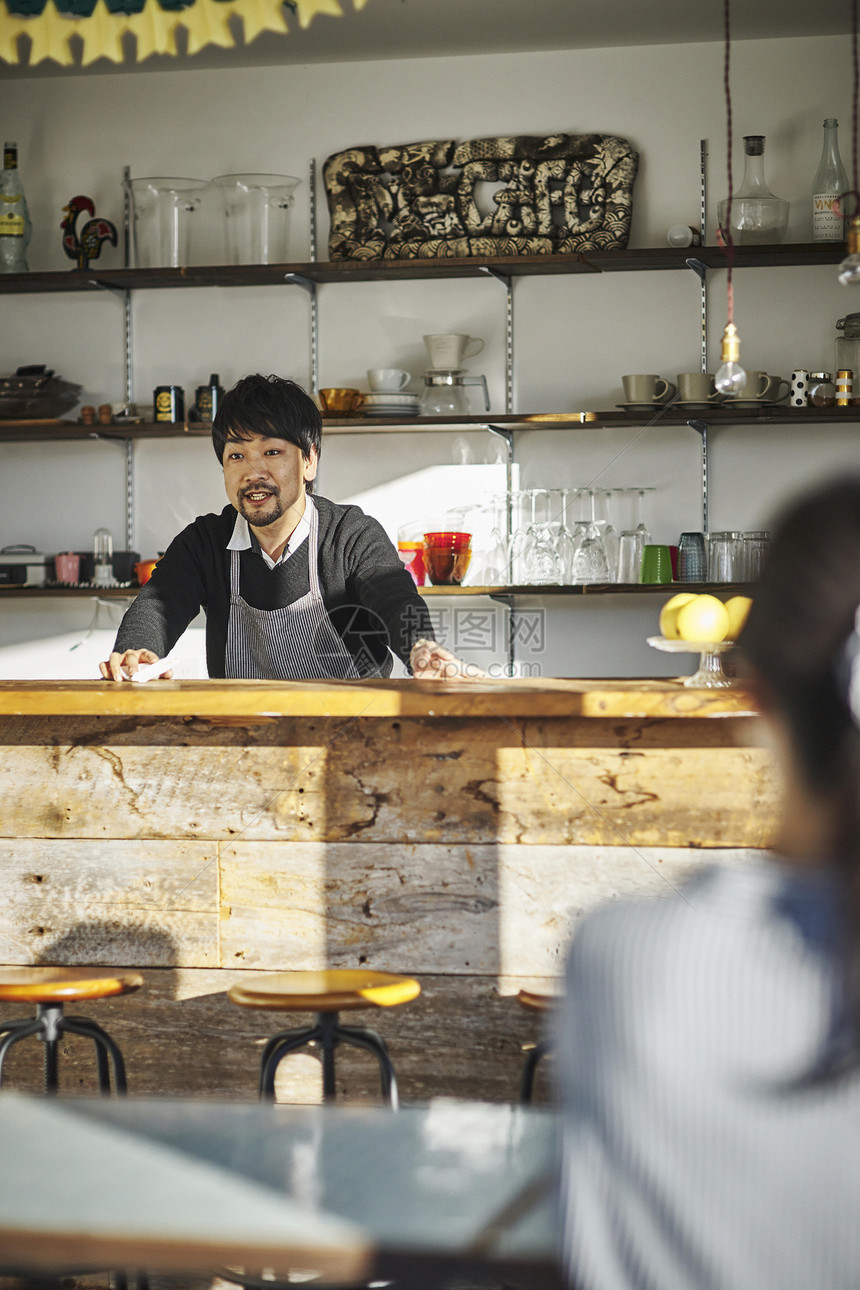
[740,531,770,581]
[677,531,707,582]
[616,530,645,583]
[708,531,742,582]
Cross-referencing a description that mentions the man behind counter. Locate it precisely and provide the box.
[100,373,471,683]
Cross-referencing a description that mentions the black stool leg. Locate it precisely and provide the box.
[337,1022,399,1109]
[63,1015,130,1095]
[258,1024,321,1101]
[318,1012,339,1103]
[0,1017,44,1086]
[520,1040,551,1105]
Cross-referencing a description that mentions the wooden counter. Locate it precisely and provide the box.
[0,679,777,1103]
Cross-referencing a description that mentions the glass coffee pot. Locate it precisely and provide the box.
[421,370,490,416]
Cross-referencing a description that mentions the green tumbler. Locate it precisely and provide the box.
[640,543,673,584]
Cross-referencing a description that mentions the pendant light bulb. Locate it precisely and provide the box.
[838,216,860,285]
[714,321,746,394]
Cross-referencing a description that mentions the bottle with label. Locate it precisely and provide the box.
[192,373,225,422]
[0,142,32,273]
[813,118,848,242]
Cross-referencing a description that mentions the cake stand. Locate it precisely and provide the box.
[646,636,736,688]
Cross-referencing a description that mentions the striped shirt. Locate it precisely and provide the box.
[555,858,860,1290]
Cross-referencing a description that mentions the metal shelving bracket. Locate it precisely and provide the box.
[284,271,319,394]
[479,264,514,414]
[686,417,710,533]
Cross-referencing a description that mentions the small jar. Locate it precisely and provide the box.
[807,372,836,407]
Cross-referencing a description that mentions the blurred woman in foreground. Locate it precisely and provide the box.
[556,478,860,1290]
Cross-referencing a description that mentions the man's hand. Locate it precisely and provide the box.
[409,639,486,682]
[99,649,174,682]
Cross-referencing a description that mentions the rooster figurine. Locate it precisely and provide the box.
[61,195,117,271]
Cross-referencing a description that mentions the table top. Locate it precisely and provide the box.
[0,676,757,720]
[0,1096,559,1283]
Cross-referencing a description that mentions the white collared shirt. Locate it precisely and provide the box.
[227,498,312,570]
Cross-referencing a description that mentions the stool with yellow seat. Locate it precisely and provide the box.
[0,967,143,1095]
[228,969,420,1109]
[517,988,558,1105]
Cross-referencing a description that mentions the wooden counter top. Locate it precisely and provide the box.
[0,677,758,720]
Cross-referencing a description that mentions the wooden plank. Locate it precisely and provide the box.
[0,967,562,1104]
[0,718,778,846]
[0,840,218,966]
[220,842,755,976]
[0,679,760,720]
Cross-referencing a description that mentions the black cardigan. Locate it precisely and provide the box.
[113,496,435,678]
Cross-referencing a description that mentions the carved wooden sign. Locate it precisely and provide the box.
[323,132,639,261]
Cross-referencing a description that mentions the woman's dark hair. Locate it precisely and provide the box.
[212,374,322,493]
[740,477,860,1066]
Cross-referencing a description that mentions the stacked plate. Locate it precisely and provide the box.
[362,391,421,418]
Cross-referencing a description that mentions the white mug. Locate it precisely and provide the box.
[423,333,484,369]
[367,367,411,392]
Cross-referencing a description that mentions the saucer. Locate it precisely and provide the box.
[617,401,662,412]
[363,391,420,406]
[369,408,420,417]
[723,398,775,410]
[676,400,723,412]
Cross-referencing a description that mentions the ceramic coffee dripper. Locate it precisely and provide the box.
[423,334,484,369]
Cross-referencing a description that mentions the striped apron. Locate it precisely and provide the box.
[224,496,361,680]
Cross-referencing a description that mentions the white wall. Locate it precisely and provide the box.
[0,33,857,678]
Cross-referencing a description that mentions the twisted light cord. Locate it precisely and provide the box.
[723,0,735,322]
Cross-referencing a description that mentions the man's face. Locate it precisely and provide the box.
[222,431,318,530]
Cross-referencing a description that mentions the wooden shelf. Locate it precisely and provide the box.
[1,405,856,443]
[0,581,752,600]
[0,243,844,295]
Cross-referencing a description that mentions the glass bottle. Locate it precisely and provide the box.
[813,118,848,242]
[717,135,789,245]
[835,314,860,388]
[0,142,32,273]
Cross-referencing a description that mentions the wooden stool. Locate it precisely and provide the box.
[0,967,143,1095]
[228,970,421,1109]
[517,988,557,1105]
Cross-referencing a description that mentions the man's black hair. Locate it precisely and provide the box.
[212,374,322,493]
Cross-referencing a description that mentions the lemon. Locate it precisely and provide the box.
[658,592,697,639]
[676,594,730,643]
[724,595,752,640]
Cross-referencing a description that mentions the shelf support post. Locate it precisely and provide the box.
[687,418,710,533]
[284,272,319,396]
[479,265,514,414]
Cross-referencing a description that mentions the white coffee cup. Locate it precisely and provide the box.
[423,333,484,369]
[367,367,411,392]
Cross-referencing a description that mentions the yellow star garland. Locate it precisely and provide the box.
[124,0,183,60]
[293,0,343,29]
[0,0,373,66]
[184,0,240,55]
[236,0,289,45]
[80,0,127,64]
[15,0,77,65]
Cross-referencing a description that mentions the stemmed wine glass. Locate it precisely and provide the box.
[570,489,610,583]
[521,488,566,584]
